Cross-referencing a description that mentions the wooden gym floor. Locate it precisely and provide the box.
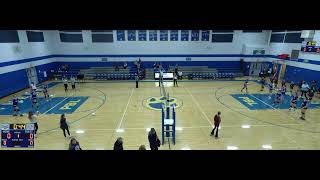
[1,79,320,150]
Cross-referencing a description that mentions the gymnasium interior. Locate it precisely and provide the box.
[0,30,319,150]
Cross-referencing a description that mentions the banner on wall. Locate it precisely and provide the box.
[170,30,178,41]
[138,30,147,41]
[160,30,168,41]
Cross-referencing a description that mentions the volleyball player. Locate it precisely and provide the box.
[70,76,76,90]
[12,95,22,116]
[31,91,39,110]
[260,77,266,91]
[273,90,282,108]
[267,82,274,99]
[42,83,49,100]
[308,89,314,103]
[289,93,298,111]
[300,99,309,120]
[30,82,37,92]
[281,85,287,103]
[63,77,68,92]
[289,81,295,95]
[241,79,249,93]
[173,73,178,87]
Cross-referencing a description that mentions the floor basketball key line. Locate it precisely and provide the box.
[117,88,134,129]
[249,94,298,122]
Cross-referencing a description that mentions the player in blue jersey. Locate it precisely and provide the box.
[289,81,295,95]
[300,99,309,120]
[31,91,39,110]
[281,85,287,103]
[12,95,23,116]
[42,83,49,100]
[241,79,249,93]
[272,90,282,108]
[289,94,298,111]
[267,82,274,99]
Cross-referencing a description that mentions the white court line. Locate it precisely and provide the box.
[184,87,213,127]
[43,96,70,114]
[117,88,134,129]
[249,94,297,122]
[34,123,306,134]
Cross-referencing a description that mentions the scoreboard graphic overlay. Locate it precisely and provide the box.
[1,123,35,148]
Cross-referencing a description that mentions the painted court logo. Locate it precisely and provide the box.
[144,96,182,111]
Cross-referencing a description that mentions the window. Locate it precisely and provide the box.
[60,33,83,42]
[92,30,114,43]
[270,33,285,43]
[59,30,82,32]
[26,31,44,42]
[92,34,113,42]
[211,34,233,42]
[91,30,113,32]
[284,33,303,43]
[243,30,263,33]
[0,30,19,43]
[212,30,234,33]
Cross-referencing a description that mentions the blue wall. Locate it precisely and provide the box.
[0,69,29,98]
[284,65,320,87]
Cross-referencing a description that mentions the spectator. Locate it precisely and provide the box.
[139,145,146,150]
[113,137,123,150]
[123,62,128,69]
[115,65,119,71]
[69,138,82,150]
[210,111,221,138]
[148,128,160,150]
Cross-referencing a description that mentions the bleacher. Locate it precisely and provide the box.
[80,67,135,80]
[167,66,242,80]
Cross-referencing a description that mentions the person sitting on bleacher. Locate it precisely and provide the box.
[123,62,128,69]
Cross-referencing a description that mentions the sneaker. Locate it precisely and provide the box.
[300,117,305,120]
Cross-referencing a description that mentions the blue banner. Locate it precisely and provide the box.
[160,30,168,41]
[191,30,199,41]
[201,30,210,41]
[170,30,178,41]
[181,30,189,41]
[149,30,158,41]
[117,30,125,41]
[127,30,136,41]
[138,30,147,41]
